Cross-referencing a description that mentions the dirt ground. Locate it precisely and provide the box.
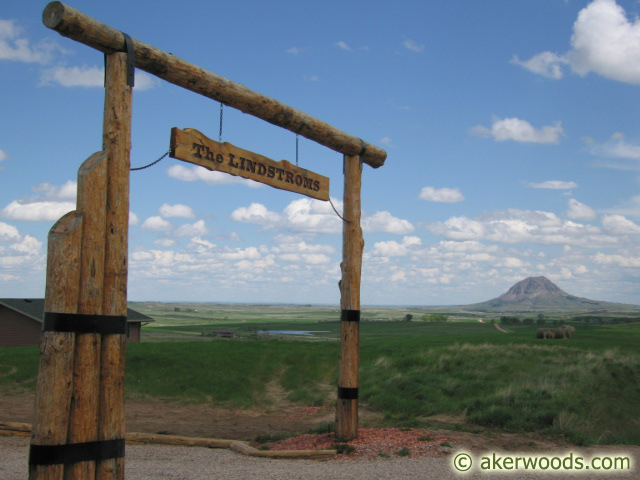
[0,392,580,453]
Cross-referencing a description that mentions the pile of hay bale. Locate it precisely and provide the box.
[536,325,576,339]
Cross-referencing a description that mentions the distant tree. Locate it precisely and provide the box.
[523,318,534,326]
[403,314,413,322]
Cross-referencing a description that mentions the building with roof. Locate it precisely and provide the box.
[0,298,154,347]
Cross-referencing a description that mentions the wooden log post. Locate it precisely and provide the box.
[97,51,132,480]
[42,1,386,169]
[30,212,82,480]
[336,155,364,441]
[29,53,131,480]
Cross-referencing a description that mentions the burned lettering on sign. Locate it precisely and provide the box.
[171,128,329,201]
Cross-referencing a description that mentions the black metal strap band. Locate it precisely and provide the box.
[358,138,368,158]
[337,387,359,400]
[29,439,125,466]
[120,31,136,87]
[340,309,360,322]
[43,312,127,335]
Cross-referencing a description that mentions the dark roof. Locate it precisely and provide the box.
[0,299,154,323]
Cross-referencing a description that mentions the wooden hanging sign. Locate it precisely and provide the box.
[170,128,330,201]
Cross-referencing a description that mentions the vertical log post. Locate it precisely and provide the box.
[30,212,82,480]
[29,52,131,480]
[97,51,132,480]
[336,154,364,441]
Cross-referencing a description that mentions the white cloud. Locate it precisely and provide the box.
[428,209,614,248]
[0,222,21,242]
[32,180,77,201]
[403,39,425,53]
[0,149,7,162]
[159,203,195,219]
[129,212,139,226]
[593,252,640,268]
[514,0,640,85]
[282,198,342,234]
[174,220,207,237]
[286,46,303,55]
[231,202,282,226]
[528,180,577,190]
[141,216,172,231]
[588,133,640,162]
[601,214,640,235]
[371,236,422,257]
[362,211,414,235]
[11,235,41,255]
[380,136,394,148]
[167,164,261,188]
[569,0,640,84]
[510,51,568,79]
[566,199,597,221]
[419,186,465,203]
[40,65,159,90]
[471,117,564,144]
[1,200,74,222]
[0,19,57,64]
[231,199,411,235]
[335,41,352,51]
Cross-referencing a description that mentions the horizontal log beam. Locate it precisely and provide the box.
[42,2,387,168]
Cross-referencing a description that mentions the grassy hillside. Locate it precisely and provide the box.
[1,308,639,446]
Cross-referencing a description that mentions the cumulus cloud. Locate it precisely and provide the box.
[167,164,261,188]
[566,199,597,221]
[528,180,577,190]
[514,0,640,85]
[592,252,640,268]
[428,209,615,247]
[0,19,58,64]
[511,51,568,79]
[1,200,75,222]
[601,214,640,234]
[231,202,282,226]
[159,203,195,219]
[362,211,414,234]
[419,186,465,203]
[371,236,422,257]
[40,65,159,90]
[0,222,21,242]
[174,220,207,237]
[587,133,640,167]
[141,216,172,231]
[231,199,412,235]
[0,180,78,222]
[32,180,77,201]
[471,117,564,144]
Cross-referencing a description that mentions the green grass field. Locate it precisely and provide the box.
[1,304,639,446]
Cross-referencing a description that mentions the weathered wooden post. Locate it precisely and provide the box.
[336,154,364,441]
[28,51,131,480]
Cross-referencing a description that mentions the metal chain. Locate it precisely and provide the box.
[219,102,224,142]
[130,150,170,171]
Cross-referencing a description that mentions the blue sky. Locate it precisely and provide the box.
[1,0,640,306]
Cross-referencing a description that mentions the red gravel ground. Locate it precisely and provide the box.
[265,428,454,459]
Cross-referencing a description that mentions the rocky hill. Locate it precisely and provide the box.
[451,276,640,314]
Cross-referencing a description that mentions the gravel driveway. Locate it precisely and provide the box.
[2,436,637,480]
